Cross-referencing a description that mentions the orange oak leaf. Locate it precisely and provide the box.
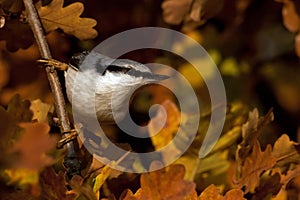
[36,0,98,40]
[236,141,276,193]
[277,0,300,57]
[39,167,77,200]
[9,122,58,170]
[121,164,198,200]
[148,100,181,150]
[161,0,193,25]
[238,108,274,162]
[161,0,223,31]
[272,134,300,169]
[277,0,300,33]
[275,165,300,189]
[198,184,246,200]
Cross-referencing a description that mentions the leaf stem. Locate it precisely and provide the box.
[23,0,81,178]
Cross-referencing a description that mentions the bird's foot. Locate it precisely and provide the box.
[37,58,69,71]
[56,129,78,149]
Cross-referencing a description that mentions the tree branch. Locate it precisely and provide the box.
[23,0,81,178]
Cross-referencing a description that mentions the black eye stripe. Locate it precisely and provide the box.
[101,65,154,78]
[102,65,131,75]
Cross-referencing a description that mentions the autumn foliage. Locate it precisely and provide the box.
[1,0,300,199]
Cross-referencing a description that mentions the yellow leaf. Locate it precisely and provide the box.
[37,0,98,40]
[220,57,240,77]
[30,99,54,123]
[93,165,112,194]
[148,100,181,150]
[4,168,38,186]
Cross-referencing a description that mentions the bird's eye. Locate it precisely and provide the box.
[102,65,131,75]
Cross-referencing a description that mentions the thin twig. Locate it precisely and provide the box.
[23,0,81,178]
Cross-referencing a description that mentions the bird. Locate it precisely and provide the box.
[39,51,169,124]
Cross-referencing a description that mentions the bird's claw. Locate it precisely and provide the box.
[37,58,69,71]
[56,129,78,149]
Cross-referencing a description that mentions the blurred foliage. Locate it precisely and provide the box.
[1,0,300,199]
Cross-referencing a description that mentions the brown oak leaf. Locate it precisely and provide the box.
[39,167,77,200]
[198,184,246,200]
[277,0,300,57]
[236,141,276,193]
[277,0,300,33]
[69,175,97,200]
[0,0,24,13]
[7,94,33,123]
[238,108,274,162]
[250,173,281,200]
[9,122,58,170]
[121,164,197,200]
[272,134,300,169]
[277,165,300,189]
[36,0,98,40]
[161,0,223,31]
[148,100,181,150]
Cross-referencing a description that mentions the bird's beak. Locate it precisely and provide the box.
[147,74,170,82]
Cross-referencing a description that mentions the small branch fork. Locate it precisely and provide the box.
[23,0,81,179]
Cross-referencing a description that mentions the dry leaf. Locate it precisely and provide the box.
[238,108,274,162]
[0,18,34,52]
[39,167,77,200]
[0,0,24,13]
[278,0,300,33]
[161,0,223,31]
[69,175,97,200]
[0,106,21,154]
[121,164,197,200]
[198,184,245,200]
[272,134,300,169]
[30,99,54,123]
[161,0,193,25]
[7,94,33,122]
[37,0,98,40]
[251,173,281,200]
[277,0,300,58]
[236,141,276,193]
[9,122,58,170]
[279,165,300,188]
[148,100,181,150]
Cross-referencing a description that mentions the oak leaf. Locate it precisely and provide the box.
[272,134,300,169]
[39,167,77,200]
[277,0,300,33]
[36,0,98,40]
[0,0,24,13]
[198,184,245,200]
[7,94,33,122]
[238,108,274,162]
[30,99,54,123]
[0,18,34,51]
[251,173,281,200]
[278,165,300,189]
[121,164,198,200]
[9,122,58,170]
[277,0,300,57]
[148,100,181,150]
[161,0,223,31]
[69,175,97,200]
[236,141,276,193]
